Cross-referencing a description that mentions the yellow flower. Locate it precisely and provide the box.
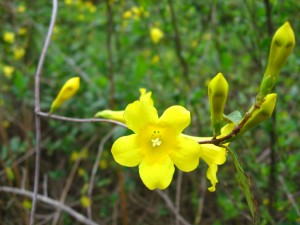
[50,77,80,113]
[17,5,26,13]
[95,88,154,123]
[112,101,200,190]
[65,0,73,5]
[151,55,160,64]
[122,10,132,20]
[3,66,15,78]
[150,27,164,44]
[18,27,27,36]
[3,32,15,44]
[80,196,91,208]
[14,48,25,60]
[184,123,233,192]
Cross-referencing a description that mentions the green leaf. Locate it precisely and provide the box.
[227,147,258,223]
[224,111,243,125]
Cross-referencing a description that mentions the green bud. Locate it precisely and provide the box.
[240,93,277,134]
[208,73,229,136]
[258,22,295,99]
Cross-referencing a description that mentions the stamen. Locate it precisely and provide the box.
[151,137,162,147]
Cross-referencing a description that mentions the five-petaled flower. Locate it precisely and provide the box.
[112,100,200,190]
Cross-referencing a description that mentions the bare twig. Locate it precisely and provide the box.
[31,0,58,224]
[278,175,300,216]
[37,111,127,127]
[0,186,99,225]
[175,171,183,225]
[87,128,117,219]
[198,103,260,145]
[51,136,98,225]
[156,190,191,225]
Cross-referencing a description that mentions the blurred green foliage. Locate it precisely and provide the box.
[0,0,299,224]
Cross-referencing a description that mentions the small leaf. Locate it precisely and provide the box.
[227,147,258,223]
[224,111,243,125]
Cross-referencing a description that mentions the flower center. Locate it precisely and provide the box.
[151,130,162,148]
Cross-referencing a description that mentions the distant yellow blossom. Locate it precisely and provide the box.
[150,27,164,44]
[18,27,27,36]
[3,66,15,78]
[2,120,10,128]
[3,32,15,44]
[99,160,108,169]
[122,10,132,20]
[151,55,160,64]
[17,5,26,13]
[78,168,86,177]
[65,0,72,5]
[14,48,25,60]
[80,196,91,208]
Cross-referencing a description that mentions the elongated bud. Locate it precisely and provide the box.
[94,110,125,123]
[258,22,295,100]
[240,93,277,134]
[50,77,80,113]
[208,73,229,136]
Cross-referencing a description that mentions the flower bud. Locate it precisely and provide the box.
[258,22,295,99]
[50,77,80,113]
[208,73,229,136]
[94,110,125,123]
[150,27,164,44]
[240,93,277,134]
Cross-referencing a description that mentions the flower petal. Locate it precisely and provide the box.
[201,144,226,165]
[169,136,201,172]
[139,157,175,190]
[206,164,218,192]
[111,134,143,167]
[124,101,158,133]
[159,105,190,135]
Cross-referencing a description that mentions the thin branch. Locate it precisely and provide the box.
[51,136,98,225]
[37,111,127,127]
[31,0,58,224]
[198,103,260,145]
[175,171,183,225]
[87,128,117,219]
[0,186,99,225]
[156,190,191,225]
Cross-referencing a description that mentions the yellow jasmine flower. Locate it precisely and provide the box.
[112,101,200,190]
[151,55,160,64]
[3,66,15,78]
[3,32,15,44]
[95,88,154,123]
[13,48,25,60]
[150,27,164,44]
[184,123,234,192]
[17,5,26,13]
[122,10,132,20]
[65,0,73,5]
[18,27,27,36]
[80,196,91,208]
[50,77,80,113]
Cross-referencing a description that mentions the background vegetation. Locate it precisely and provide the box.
[0,0,299,224]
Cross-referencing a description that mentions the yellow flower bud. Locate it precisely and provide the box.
[50,77,80,113]
[208,73,229,136]
[258,22,295,99]
[3,66,15,79]
[150,27,164,44]
[94,110,125,123]
[240,93,277,134]
[3,32,15,44]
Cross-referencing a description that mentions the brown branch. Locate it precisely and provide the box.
[199,104,259,146]
[0,186,99,225]
[31,0,57,224]
[37,111,127,127]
